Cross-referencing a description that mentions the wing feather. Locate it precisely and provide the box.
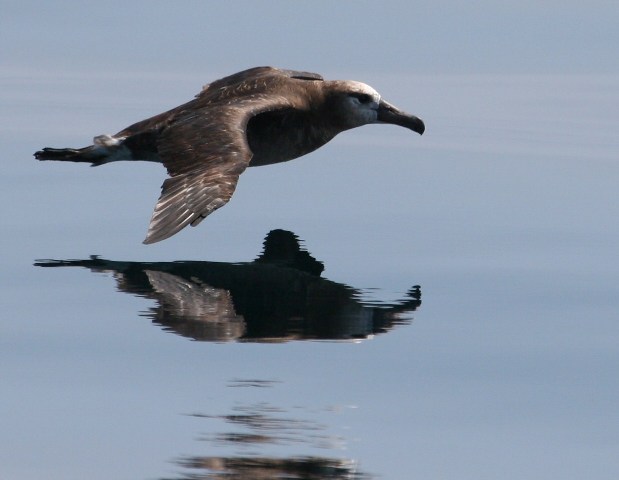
[143,95,295,244]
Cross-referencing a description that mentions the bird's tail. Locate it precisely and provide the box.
[34,135,126,166]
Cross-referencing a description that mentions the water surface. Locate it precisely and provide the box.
[2,72,619,479]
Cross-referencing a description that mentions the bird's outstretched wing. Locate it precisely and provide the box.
[203,67,323,94]
[143,95,294,244]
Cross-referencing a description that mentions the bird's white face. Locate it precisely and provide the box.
[333,81,382,128]
[342,82,382,125]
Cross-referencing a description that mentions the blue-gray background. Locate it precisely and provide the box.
[2,1,618,479]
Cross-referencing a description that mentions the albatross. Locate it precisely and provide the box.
[35,66,425,244]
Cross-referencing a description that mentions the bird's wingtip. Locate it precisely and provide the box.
[142,235,157,245]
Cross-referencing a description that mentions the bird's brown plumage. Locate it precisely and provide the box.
[34,67,425,244]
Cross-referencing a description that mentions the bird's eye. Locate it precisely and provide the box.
[352,93,373,104]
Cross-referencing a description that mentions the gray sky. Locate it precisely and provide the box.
[3,0,618,76]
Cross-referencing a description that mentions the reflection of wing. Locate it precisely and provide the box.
[143,95,295,244]
[34,228,422,342]
[144,270,245,341]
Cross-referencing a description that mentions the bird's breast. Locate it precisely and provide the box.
[246,110,336,167]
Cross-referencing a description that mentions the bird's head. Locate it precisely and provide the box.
[326,80,425,135]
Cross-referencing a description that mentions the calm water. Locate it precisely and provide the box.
[2,72,619,479]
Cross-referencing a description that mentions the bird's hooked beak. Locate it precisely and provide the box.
[377,99,425,135]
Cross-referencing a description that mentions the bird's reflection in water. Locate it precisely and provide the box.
[171,456,368,480]
[167,379,372,480]
[36,229,421,342]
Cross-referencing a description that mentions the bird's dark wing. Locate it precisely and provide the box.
[203,67,323,93]
[196,67,324,98]
[143,95,295,244]
[277,68,324,81]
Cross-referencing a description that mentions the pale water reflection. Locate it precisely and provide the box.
[171,380,369,480]
[171,456,367,480]
[35,229,421,342]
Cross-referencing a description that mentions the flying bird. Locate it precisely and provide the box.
[35,66,425,244]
